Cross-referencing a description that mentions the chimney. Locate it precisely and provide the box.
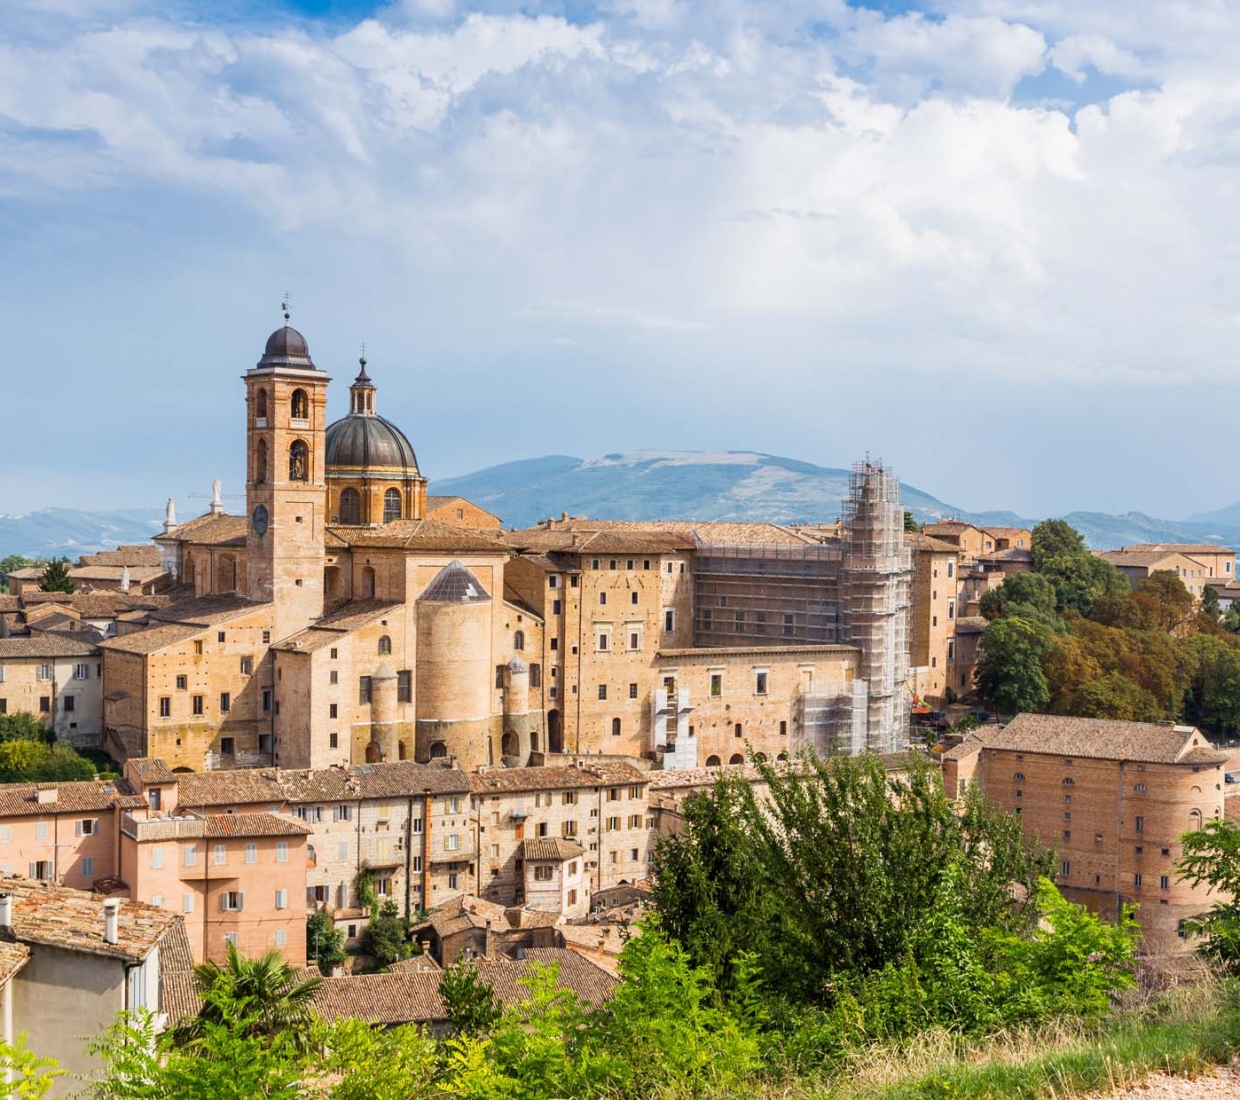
[103,897,120,945]
[120,566,131,594]
[0,893,11,930]
[484,918,494,959]
[35,787,57,806]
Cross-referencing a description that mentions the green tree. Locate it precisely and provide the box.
[1178,817,1240,971]
[0,713,47,744]
[0,740,94,783]
[176,942,321,1044]
[315,1018,437,1100]
[978,572,1058,622]
[439,962,502,1036]
[361,899,410,968]
[1203,585,1221,620]
[1134,570,1195,634]
[0,557,38,595]
[903,511,919,533]
[1031,519,1086,571]
[1067,672,1160,722]
[975,616,1051,716]
[306,910,346,975]
[1180,634,1240,738]
[0,1033,62,1099]
[37,559,74,594]
[1040,552,1128,616]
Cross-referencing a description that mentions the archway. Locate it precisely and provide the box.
[547,710,562,754]
[214,555,237,593]
[729,753,744,765]
[361,566,376,598]
[430,741,448,759]
[502,730,518,757]
[513,630,525,651]
[398,742,407,760]
[324,566,344,600]
[255,388,268,422]
[383,488,401,523]
[530,730,540,753]
[339,487,361,525]
[255,438,268,484]
[365,741,381,764]
[289,439,309,481]
[291,388,309,421]
[705,755,721,767]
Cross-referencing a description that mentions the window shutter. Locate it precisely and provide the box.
[237,892,244,911]
[75,821,84,837]
[28,863,36,879]
[220,894,229,912]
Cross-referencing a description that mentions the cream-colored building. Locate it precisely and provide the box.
[0,636,102,745]
[1099,545,1236,598]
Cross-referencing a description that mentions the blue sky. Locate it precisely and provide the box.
[2,0,1239,520]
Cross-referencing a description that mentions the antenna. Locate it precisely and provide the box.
[281,293,291,325]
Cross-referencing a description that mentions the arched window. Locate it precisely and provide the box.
[513,630,525,651]
[383,488,401,523]
[378,635,392,655]
[255,388,268,422]
[729,753,744,765]
[777,751,789,761]
[1013,772,1025,781]
[754,752,767,763]
[1190,809,1203,831]
[502,731,518,757]
[430,741,448,759]
[612,717,621,736]
[734,723,743,738]
[184,555,196,585]
[705,755,721,767]
[291,388,309,421]
[255,438,268,484]
[361,566,376,599]
[1062,777,1075,786]
[339,487,361,525]
[289,440,309,481]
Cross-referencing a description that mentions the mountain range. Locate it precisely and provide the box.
[5,451,1240,560]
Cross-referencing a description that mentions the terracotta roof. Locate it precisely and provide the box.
[171,759,471,808]
[975,715,1230,765]
[78,546,163,568]
[273,600,402,653]
[0,636,99,658]
[327,519,507,551]
[0,597,20,614]
[420,894,511,938]
[0,876,182,962]
[506,527,695,554]
[521,838,585,861]
[922,522,978,534]
[0,941,29,986]
[521,519,815,547]
[161,971,203,1024]
[159,919,196,975]
[648,751,917,792]
[126,758,177,785]
[148,595,265,626]
[204,813,312,838]
[98,622,202,655]
[70,593,170,618]
[1098,549,1201,568]
[1122,544,1235,556]
[906,533,961,553]
[469,762,647,795]
[0,779,144,819]
[69,565,165,584]
[157,513,247,547]
[981,527,1033,541]
[939,732,985,762]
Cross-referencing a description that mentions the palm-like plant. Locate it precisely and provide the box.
[176,942,322,1045]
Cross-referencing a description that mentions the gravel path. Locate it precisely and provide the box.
[1079,1062,1240,1099]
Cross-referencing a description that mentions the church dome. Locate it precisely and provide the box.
[325,414,419,473]
[257,324,317,369]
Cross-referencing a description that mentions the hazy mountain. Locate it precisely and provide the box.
[0,507,164,561]
[10,452,1240,560]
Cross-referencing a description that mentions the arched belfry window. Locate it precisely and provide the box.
[378,635,392,655]
[255,438,268,485]
[255,388,268,422]
[513,630,525,652]
[291,388,309,422]
[289,440,309,481]
[339,487,361,525]
[383,488,401,524]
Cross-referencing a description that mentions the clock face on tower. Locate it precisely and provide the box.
[251,504,269,537]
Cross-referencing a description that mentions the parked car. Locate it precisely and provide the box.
[969,708,990,724]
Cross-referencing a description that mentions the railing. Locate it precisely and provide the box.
[120,813,205,841]
[290,417,310,429]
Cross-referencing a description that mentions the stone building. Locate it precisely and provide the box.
[96,316,915,777]
[906,533,959,703]
[0,636,103,744]
[943,714,1228,952]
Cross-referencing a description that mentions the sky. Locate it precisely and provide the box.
[2,0,1240,520]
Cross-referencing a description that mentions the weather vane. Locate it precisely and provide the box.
[281,292,291,325]
[360,341,367,365]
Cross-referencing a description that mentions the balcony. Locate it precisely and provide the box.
[120,813,205,842]
[290,417,310,430]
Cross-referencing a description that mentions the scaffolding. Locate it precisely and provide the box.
[693,541,843,646]
[796,680,869,756]
[840,462,912,752]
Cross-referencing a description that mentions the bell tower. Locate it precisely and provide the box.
[244,305,330,642]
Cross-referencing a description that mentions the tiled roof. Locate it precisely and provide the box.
[981,527,1033,541]
[521,838,585,861]
[1098,549,1198,568]
[69,566,165,583]
[273,600,402,652]
[98,622,202,655]
[126,758,177,785]
[161,971,203,1024]
[71,593,170,618]
[204,813,312,838]
[922,522,978,534]
[78,546,164,568]
[0,779,144,819]
[1122,544,1235,556]
[158,513,248,547]
[524,519,815,547]
[171,758,471,809]
[159,919,196,975]
[148,595,266,626]
[421,895,510,938]
[906,533,961,553]
[975,714,1230,765]
[506,527,695,554]
[327,520,507,551]
[0,876,182,962]
[0,636,99,658]
[0,941,30,986]
[469,762,647,795]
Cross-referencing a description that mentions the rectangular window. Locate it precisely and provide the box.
[445,834,460,851]
[1135,816,1144,833]
[333,804,353,823]
[563,791,577,805]
[411,856,423,873]
[262,689,271,712]
[213,844,227,866]
[599,592,607,606]
[245,843,257,864]
[74,663,89,680]
[159,696,171,717]
[336,842,348,862]
[1134,872,1143,887]
[561,821,577,837]
[1060,860,1070,878]
[530,663,541,688]
[192,694,204,716]
[629,682,638,699]
[36,664,51,682]
[397,670,412,703]
[710,674,722,697]
[151,848,164,870]
[598,632,609,651]
[183,894,194,913]
[448,795,461,813]
[598,684,607,700]
[553,599,562,615]
[75,818,98,837]
[329,670,339,686]
[1160,875,1170,890]
[607,816,621,831]
[219,692,231,713]
[629,814,643,828]
[240,656,253,675]
[359,676,372,704]
[275,929,287,947]
[36,821,48,841]
[549,575,559,588]
[755,671,768,695]
[62,694,75,714]
[81,856,94,878]
[275,888,287,909]
[221,892,244,912]
[534,865,554,881]
[194,640,204,656]
[220,737,235,755]
[664,609,674,632]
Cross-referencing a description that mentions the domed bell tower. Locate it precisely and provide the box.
[245,307,329,642]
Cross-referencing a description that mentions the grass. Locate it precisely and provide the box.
[748,978,1240,1100]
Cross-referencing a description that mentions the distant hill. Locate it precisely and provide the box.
[0,507,164,560]
[10,452,1240,559]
